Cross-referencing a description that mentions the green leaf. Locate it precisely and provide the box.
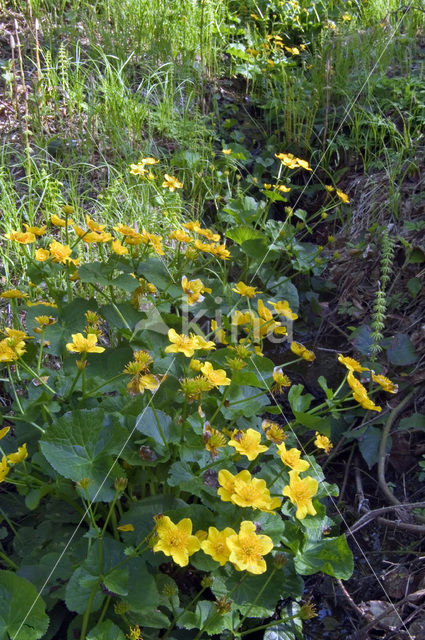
[288,385,313,413]
[103,567,128,596]
[295,535,354,579]
[268,278,299,313]
[78,262,115,286]
[178,600,236,634]
[65,567,103,614]
[123,557,160,613]
[386,333,418,365]
[135,407,179,446]
[358,425,384,469]
[350,325,373,356]
[0,570,49,640]
[87,621,126,640]
[225,225,266,245]
[407,277,422,298]
[263,603,303,640]
[137,258,171,290]
[40,409,128,502]
[407,247,425,263]
[399,413,425,431]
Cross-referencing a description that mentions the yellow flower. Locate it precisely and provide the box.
[191,334,216,351]
[111,239,129,255]
[49,240,78,265]
[222,148,232,155]
[211,320,228,345]
[196,227,221,242]
[290,341,315,361]
[117,524,134,532]
[324,185,334,192]
[85,214,106,232]
[140,157,159,166]
[314,432,333,454]
[337,354,369,372]
[228,428,268,461]
[262,419,286,444]
[217,469,239,502]
[169,229,193,243]
[0,341,18,362]
[51,214,74,227]
[113,223,139,236]
[276,184,291,192]
[129,162,148,175]
[0,456,10,483]
[127,373,160,394]
[232,282,262,298]
[153,515,200,566]
[23,224,47,236]
[276,443,310,471]
[209,243,231,260]
[0,427,10,440]
[7,443,28,465]
[201,361,231,387]
[226,521,273,574]
[181,276,211,306]
[203,423,227,457]
[162,174,183,192]
[272,367,292,392]
[0,289,28,299]
[232,471,281,512]
[66,333,105,354]
[201,527,236,565]
[165,328,198,358]
[371,372,398,394]
[282,470,318,519]
[353,391,382,413]
[336,189,350,203]
[5,231,36,244]
[268,300,298,320]
[183,220,203,234]
[35,248,50,261]
[189,358,203,372]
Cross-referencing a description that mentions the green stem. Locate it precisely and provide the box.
[18,361,56,394]
[101,492,120,536]
[209,385,231,423]
[7,367,24,414]
[37,329,45,370]
[152,405,167,446]
[97,595,111,625]
[0,549,18,569]
[82,374,125,398]
[234,568,277,633]
[80,579,102,640]
[162,586,208,640]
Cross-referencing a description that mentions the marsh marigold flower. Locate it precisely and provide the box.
[228,428,268,461]
[290,342,315,361]
[153,515,200,566]
[276,443,310,471]
[66,333,105,354]
[35,248,50,261]
[203,423,227,457]
[262,419,286,444]
[282,470,318,519]
[7,443,28,465]
[314,432,333,454]
[336,189,350,203]
[0,289,28,299]
[268,300,298,320]
[201,361,231,387]
[371,372,398,394]
[232,282,262,298]
[23,224,46,236]
[51,214,74,227]
[0,456,10,483]
[169,229,193,243]
[272,367,292,392]
[337,354,369,373]
[5,231,35,244]
[165,328,198,358]
[162,174,183,192]
[226,521,273,574]
[201,526,236,565]
[181,276,211,306]
[192,334,216,351]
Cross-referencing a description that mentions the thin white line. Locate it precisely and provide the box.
[250,356,414,639]
[250,5,414,282]
[12,359,175,640]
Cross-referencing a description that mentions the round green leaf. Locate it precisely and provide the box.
[0,570,49,640]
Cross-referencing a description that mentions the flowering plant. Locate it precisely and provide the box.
[1,160,399,640]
